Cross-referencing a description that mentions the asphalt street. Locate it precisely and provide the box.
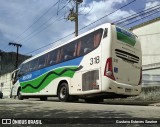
[0,98,160,127]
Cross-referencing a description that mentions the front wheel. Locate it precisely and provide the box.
[17,90,23,100]
[58,82,70,102]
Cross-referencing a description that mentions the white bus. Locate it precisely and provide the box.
[11,23,142,102]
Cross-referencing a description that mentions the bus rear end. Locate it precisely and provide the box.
[103,25,142,96]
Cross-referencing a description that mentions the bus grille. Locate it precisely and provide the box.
[82,70,99,91]
[115,49,139,63]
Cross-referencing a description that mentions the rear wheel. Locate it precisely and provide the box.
[58,82,70,102]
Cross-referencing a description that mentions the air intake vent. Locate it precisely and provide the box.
[115,49,139,63]
[82,70,99,91]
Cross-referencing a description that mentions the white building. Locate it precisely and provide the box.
[131,17,160,87]
[131,17,160,65]
[0,72,12,98]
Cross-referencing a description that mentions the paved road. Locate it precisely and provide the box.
[0,98,160,127]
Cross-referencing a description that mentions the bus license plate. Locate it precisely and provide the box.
[125,88,132,93]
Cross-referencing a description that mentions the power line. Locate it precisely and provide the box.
[18,1,69,42]
[121,10,160,27]
[114,4,160,25]
[14,1,59,41]
[79,3,94,16]
[25,1,159,55]
[78,0,137,31]
[4,46,15,53]
[116,7,160,26]
[11,0,159,54]
[57,0,61,15]
[20,15,64,43]
[24,0,137,55]
[25,31,74,55]
[114,11,159,27]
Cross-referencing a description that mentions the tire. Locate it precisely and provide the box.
[17,90,23,100]
[58,82,70,102]
[40,97,47,101]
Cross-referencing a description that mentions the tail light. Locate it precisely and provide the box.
[138,68,142,85]
[104,57,115,80]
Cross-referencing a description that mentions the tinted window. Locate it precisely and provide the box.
[20,63,29,75]
[37,55,47,69]
[28,59,38,71]
[60,41,77,61]
[20,29,103,74]
[47,50,58,65]
[77,29,103,56]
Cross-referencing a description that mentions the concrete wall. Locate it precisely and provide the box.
[0,72,12,98]
[142,67,160,87]
[131,19,160,65]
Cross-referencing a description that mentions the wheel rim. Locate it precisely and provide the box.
[60,86,66,99]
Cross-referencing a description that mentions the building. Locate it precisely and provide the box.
[130,17,160,87]
[0,51,30,98]
[130,17,160,65]
[0,51,30,75]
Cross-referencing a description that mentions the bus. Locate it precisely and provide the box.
[11,23,142,102]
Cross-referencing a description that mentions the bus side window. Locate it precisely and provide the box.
[63,41,76,61]
[59,48,64,62]
[48,51,56,65]
[28,61,32,71]
[34,58,39,70]
[94,32,101,48]
[28,59,37,72]
[56,49,61,63]
[77,40,82,56]
[81,35,93,55]
[73,43,78,57]
[38,55,47,69]
[20,63,29,75]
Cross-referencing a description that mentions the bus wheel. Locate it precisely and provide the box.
[17,90,23,100]
[58,82,70,102]
[40,97,47,101]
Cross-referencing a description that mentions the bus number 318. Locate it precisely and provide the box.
[90,56,100,65]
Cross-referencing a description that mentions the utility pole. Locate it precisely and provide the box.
[8,42,22,69]
[67,0,83,37]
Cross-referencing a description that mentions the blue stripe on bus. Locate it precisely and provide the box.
[19,56,83,82]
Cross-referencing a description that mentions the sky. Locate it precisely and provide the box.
[0,0,160,56]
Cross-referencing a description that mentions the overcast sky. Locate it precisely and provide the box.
[0,0,160,56]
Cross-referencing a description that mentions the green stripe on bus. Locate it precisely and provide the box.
[117,32,136,46]
[21,66,78,93]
